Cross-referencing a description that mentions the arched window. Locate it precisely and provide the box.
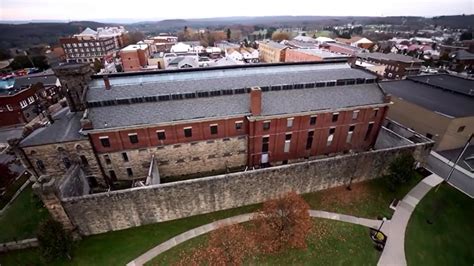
[80,155,89,166]
[36,160,45,171]
[62,157,71,169]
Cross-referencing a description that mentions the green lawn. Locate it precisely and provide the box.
[0,186,50,243]
[0,174,422,265]
[0,171,30,209]
[405,184,474,266]
[0,204,260,266]
[150,218,380,265]
[303,173,423,219]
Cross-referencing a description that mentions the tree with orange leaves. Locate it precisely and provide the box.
[176,223,256,266]
[271,31,290,42]
[253,191,312,254]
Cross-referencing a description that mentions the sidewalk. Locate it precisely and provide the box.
[377,174,443,266]
[127,210,382,266]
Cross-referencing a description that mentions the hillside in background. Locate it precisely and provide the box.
[0,15,472,51]
[0,21,114,50]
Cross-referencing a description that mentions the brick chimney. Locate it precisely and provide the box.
[250,87,262,116]
[103,75,111,90]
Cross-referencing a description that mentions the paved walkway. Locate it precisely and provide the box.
[127,210,382,266]
[377,174,443,266]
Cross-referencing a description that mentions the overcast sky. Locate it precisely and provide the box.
[1,0,472,21]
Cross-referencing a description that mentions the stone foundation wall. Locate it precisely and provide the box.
[61,139,430,235]
[24,140,104,185]
[0,238,38,253]
[98,136,248,180]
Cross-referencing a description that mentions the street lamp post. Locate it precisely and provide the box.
[373,217,387,238]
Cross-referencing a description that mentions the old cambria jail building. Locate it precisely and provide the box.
[17,60,390,189]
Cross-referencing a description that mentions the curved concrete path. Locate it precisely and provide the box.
[377,174,443,266]
[127,210,383,266]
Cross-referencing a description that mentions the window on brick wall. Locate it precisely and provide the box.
[457,126,465,133]
[332,113,339,123]
[327,127,336,146]
[126,168,134,177]
[365,123,374,140]
[128,133,139,144]
[284,133,292,153]
[99,136,110,147]
[310,115,317,125]
[262,136,269,153]
[352,110,359,120]
[122,152,129,162]
[157,130,166,140]
[373,108,379,118]
[347,125,355,144]
[287,118,294,128]
[184,127,192,138]
[263,121,271,131]
[235,121,243,130]
[210,124,218,135]
[306,131,314,150]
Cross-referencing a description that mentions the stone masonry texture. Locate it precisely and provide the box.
[60,142,430,235]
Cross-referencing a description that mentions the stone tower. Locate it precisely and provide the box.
[53,63,94,112]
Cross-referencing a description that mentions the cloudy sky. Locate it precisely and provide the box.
[1,0,472,21]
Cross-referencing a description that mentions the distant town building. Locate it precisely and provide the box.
[258,40,288,63]
[166,56,199,69]
[170,42,203,54]
[357,52,424,79]
[215,41,240,50]
[293,35,317,43]
[285,48,349,62]
[336,37,374,49]
[145,35,178,53]
[449,50,474,71]
[59,27,126,64]
[321,42,363,56]
[120,43,150,72]
[380,74,474,151]
[314,37,336,45]
[0,71,61,127]
[45,45,66,67]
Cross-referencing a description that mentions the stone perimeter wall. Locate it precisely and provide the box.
[61,140,431,236]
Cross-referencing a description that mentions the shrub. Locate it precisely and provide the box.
[37,218,73,262]
[385,154,416,191]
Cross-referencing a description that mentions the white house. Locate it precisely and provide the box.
[170,42,192,53]
[315,36,336,45]
[240,48,259,63]
[226,49,243,61]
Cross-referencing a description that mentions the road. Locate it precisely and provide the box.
[426,152,474,198]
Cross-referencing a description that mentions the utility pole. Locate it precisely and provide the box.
[435,133,473,192]
[428,133,473,224]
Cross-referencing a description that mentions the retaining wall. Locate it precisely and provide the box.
[61,134,432,235]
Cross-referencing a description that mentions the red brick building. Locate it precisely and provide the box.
[120,44,150,72]
[285,48,349,62]
[19,61,390,185]
[0,73,61,127]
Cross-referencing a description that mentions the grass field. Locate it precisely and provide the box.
[0,186,49,243]
[405,184,474,266]
[150,218,380,265]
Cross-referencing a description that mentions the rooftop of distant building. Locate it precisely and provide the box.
[380,75,474,118]
[357,52,424,63]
